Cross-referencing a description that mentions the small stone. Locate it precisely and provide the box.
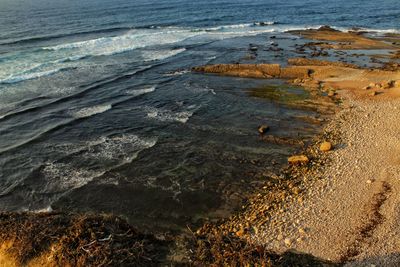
[284,238,292,246]
[366,179,374,184]
[328,90,336,97]
[258,124,270,134]
[362,86,371,90]
[298,228,307,235]
[292,187,301,195]
[382,80,394,89]
[236,227,246,237]
[277,234,284,241]
[320,141,332,152]
[288,155,309,165]
[369,91,377,96]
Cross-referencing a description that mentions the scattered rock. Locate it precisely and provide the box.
[236,227,246,237]
[258,125,270,134]
[328,90,336,97]
[362,85,371,90]
[382,80,394,89]
[369,91,377,96]
[288,155,309,165]
[284,238,292,246]
[320,141,332,152]
[366,179,374,184]
[298,228,306,235]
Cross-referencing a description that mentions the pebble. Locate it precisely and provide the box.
[284,238,292,246]
[369,91,377,96]
[298,228,306,235]
[328,90,336,97]
[258,124,270,134]
[320,141,332,152]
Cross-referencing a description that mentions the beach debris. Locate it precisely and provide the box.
[320,141,332,152]
[288,155,309,165]
[258,124,270,134]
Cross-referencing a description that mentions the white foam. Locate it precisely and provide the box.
[42,134,158,192]
[254,21,277,26]
[55,55,87,63]
[84,134,157,163]
[145,106,194,123]
[41,162,105,193]
[71,104,112,119]
[43,29,199,57]
[164,70,190,76]
[206,23,254,31]
[0,68,63,84]
[34,206,54,213]
[125,86,156,96]
[141,48,186,61]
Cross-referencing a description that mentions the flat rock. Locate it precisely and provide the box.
[288,155,309,165]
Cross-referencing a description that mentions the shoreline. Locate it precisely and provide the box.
[191,27,400,265]
[0,26,400,266]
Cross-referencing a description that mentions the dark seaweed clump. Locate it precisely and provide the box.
[0,212,168,266]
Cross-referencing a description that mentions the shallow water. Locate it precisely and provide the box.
[0,0,398,231]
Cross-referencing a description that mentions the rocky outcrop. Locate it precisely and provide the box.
[288,58,359,69]
[192,64,281,78]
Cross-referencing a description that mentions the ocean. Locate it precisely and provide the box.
[0,0,399,231]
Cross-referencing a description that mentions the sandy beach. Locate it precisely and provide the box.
[192,27,400,266]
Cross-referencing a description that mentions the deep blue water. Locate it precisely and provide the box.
[0,0,398,231]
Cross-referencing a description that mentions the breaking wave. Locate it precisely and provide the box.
[125,86,156,96]
[71,104,112,119]
[0,68,66,84]
[145,106,194,123]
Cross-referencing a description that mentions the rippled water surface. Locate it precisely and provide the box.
[0,0,398,230]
